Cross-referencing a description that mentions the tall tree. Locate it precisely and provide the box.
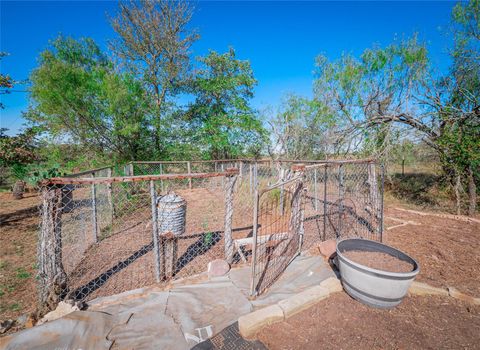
[268,94,338,160]
[0,52,14,109]
[110,0,199,156]
[28,36,152,162]
[0,127,40,199]
[186,48,265,159]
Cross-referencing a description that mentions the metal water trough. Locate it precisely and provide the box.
[336,238,419,309]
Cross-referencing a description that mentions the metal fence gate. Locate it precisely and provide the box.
[250,173,305,297]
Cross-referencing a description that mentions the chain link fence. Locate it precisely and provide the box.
[36,158,383,311]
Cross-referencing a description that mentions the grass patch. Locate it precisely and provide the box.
[9,303,22,312]
[15,267,31,279]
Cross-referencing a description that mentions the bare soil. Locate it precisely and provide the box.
[0,192,39,321]
[257,292,480,350]
[383,205,480,296]
[1,187,480,345]
[342,250,414,273]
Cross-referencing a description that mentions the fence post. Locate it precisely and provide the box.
[337,164,345,239]
[129,162,134,176]
[250,187,260,297]
[150,181,161,282]
[290,164,305,250]
[367,162,380,236]
[187,161,192,189]
[107,167,114,223]
[91,172,98,242]
[279,168,285,216]
[249,163,253,195]
[314,168,318,211]
[38,185,68,313]
[379,164,385,242]
[253,162,258,191]
[323,165,328,241]
[159,164,164,193]
[224,168,238,263]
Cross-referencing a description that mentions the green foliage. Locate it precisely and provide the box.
[186,48,266,159]
[269,94,338,159]
[15,268,31,280]
[28,36,153,162]
[0,52,14,109]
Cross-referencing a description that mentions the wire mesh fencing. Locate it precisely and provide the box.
[36,158,384,311]
[302,161,384,253]
[37,168,247,312]
[250,172,305,297]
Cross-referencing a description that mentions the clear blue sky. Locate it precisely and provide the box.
[1,1,455,135]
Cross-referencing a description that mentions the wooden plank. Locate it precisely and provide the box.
[42,169,240,186]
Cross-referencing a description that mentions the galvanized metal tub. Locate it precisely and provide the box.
[336,238,419,309]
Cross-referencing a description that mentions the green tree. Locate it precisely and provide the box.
[110,0,199,157]
[0,52,14,109]
[268,94,338,159]
[186,48,265,159]
[0,128,40,199]
[28,36,152,162]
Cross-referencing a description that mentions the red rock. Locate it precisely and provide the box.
[318,239,337,258]
[207,259,230,277]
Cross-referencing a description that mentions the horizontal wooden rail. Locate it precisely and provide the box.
[41,168,239,186]
[66,165,113,178]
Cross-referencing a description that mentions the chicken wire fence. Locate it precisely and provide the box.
[36,158,383,310]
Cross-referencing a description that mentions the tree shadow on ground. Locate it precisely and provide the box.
[385,172,449,207]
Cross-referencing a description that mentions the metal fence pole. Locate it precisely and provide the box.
[337,165,345,239]
[187,161,192,189]
[150,180,161,282]
[314,168,318,211]
[91,172,98,242]
[279,168,285,216]
[159,164,164,193]
[323,165,328,240]
[107,167,114,223]
[250,188,260,297]
[380,164,385,242]
[253,162,258,191]
[249,163,253,195]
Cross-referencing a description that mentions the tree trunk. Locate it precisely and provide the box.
[38,185,68,315]
[224,169,238,264]
[12,180,25,200]
[467,165,477,216]
[454,173,462,216]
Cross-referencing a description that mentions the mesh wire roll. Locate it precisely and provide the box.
[157,192,187,236]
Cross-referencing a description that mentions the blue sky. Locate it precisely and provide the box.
[1,1,455,135]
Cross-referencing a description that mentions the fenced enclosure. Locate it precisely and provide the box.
[37,158,383,311]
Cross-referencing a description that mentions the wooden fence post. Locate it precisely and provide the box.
[290,164,305,250]
[159,233,178,281]
[224,168,238,263]
[150,181,161,282]
[38,185,68,313]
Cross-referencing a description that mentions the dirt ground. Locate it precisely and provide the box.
[0,192,39,321]
[383,205,480,296]
[257,292,480,350]
[1,188,480,344]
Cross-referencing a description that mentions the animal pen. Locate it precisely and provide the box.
[37,159,384,311]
